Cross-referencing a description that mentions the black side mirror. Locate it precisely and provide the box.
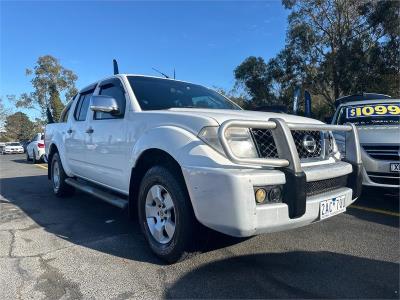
[324,117,333,124]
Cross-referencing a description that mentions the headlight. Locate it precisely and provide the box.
[198,126,258,158]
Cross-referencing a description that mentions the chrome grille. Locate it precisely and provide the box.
[362,145,400,161]
[251,129,279,158]
[251,129,325,160]
[292,131,323,159]
[367,171,400,185]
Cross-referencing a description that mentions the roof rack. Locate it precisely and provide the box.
[334,92,392,107]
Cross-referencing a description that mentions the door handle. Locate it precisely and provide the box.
[67,129,73,134]
[86,127,94,134]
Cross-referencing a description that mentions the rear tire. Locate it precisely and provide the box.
[138,165,197,263]
[51,153,74,197]
[32,150,38,164]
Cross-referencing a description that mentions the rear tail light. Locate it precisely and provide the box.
[38,143,45,148]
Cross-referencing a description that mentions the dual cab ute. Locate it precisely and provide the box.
[45,74,362,263]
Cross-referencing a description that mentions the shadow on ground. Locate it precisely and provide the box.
[0,174,249,264]
[346,187,399,228]
[1,171,399,298]
[165,251,399,299]
[6,157,29,164]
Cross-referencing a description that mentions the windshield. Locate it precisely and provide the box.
[7,143,21,146]
[128,76,241,111]
[337,102,400,126]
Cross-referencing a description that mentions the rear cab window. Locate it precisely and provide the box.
[60,98,74,123]
[73,85,96,122]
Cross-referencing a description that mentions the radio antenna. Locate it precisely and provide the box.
[113,59,119,75]
[173,68,176,80]
[152,67,169,79]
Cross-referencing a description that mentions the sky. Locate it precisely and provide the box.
[1,0,289,119]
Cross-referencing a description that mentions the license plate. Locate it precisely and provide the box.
[390,163,400,172]
[320,195,346,220]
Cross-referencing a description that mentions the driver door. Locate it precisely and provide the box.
[85,78,129,192]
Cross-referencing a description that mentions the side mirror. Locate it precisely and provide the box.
[90,95,120,114]
[324,116,333,124]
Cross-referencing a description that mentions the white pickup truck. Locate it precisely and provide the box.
[45,74,362,263]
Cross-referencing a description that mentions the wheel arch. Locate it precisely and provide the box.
[128,148,192,218]
[47,143,59,179]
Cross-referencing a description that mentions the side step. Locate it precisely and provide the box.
[65,178,128,209]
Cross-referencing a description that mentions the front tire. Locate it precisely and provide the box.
[138,165,197,263]
[26,151,31,162]
[51,153,74,197]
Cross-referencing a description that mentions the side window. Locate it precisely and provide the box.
[60,100,73,123]
[95,79,126,120]
[74,91,93,121]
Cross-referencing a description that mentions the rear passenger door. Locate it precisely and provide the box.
[85,78,129,192]
[64,88,95,177]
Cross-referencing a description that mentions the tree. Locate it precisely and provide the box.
[4,112,36,141]
[14,55,78,123]
[277,0,399,107]
[234,56,276,106]
[234,0,399,118]
[0,98,10,129]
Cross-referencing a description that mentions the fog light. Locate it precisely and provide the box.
[255,188,267,204]
[268,186,282,203]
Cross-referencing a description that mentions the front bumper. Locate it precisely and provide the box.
[36,148,46,159]
[361,149,399,188]
[182,118,362,237]
[4,149,24,154]
[182,164,355,237]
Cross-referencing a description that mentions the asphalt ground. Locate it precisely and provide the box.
[0,154,399,299]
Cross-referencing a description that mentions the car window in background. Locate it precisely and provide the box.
[33,134,43,141]
[7,143,21,146]
[128,76,241,111]
[337,102,400,126]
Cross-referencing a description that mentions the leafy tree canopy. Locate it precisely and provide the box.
[4,112,36,141]
[10,55,78,123]
[0,98,10,129]
[234,56,275,106]
[234,0,399,118]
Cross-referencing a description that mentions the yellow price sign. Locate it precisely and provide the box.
[346,103,400,119]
